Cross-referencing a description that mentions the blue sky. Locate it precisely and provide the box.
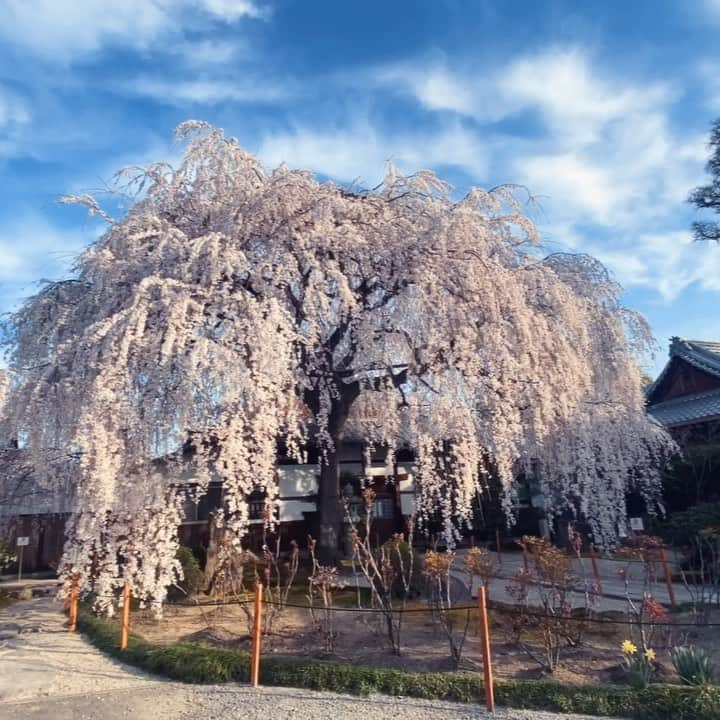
[1,0,720,375]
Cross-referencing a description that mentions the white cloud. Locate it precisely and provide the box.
[200,0,265,21]
[521,153,618,222]
[373,47,715,299]
[0,0,264,60]
[256,121,488,185]
[374,64,479,117]
[0,217,93,305]
[179,39,243,67]
[0,86,31,128]
[592,231,720,301]
[699,61,720,111]
[375,47,670,135]
[0,85,31,160]
[704,0,720,20]
[128,77,288,105]
[499,49,671,145]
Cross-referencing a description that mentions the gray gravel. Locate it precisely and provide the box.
[186,684,621,720]
[0,596,623,720]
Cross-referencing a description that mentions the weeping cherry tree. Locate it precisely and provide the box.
[1,121,674,608]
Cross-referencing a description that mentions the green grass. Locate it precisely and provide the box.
[77,605,720,720]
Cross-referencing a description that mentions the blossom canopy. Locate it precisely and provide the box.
[1,121,673,606]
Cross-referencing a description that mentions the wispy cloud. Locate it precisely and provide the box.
[127,77,289,106]
[256,120,488,185]
[0,84,31,161]
[0,215,96,309]
[592,231,720,301]
[703,0,720,20]
[0,0,265,61]
[372,47,711,299]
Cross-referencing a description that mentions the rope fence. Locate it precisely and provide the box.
[80,589,720,626]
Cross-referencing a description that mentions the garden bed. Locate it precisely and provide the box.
[77,604,720,720]
[126,592,720,687]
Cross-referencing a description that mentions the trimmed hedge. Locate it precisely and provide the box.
[77,607,720,720]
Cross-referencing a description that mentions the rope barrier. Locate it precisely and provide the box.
[82,591,720,627]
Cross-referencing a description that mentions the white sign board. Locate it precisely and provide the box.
[16,536,30,547]
[629,517,644,532]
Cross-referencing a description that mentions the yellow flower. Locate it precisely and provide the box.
[645,648,656,662]
[621,640,638,655]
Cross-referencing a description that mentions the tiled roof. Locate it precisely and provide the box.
[668,338,720,378]
[646,337,720,404]
[647,388,720,427]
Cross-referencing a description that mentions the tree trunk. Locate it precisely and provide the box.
[316,382,359,564]
[318,441,342,564]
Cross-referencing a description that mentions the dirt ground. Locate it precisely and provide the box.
[132,592,720,685]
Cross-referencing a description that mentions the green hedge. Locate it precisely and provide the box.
[77,607,720,720]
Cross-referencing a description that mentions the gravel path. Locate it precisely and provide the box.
[0,596,623,720]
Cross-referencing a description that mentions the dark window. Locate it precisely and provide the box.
[372,497,394,520]
[197,485,223,521]
[249,499,266,520]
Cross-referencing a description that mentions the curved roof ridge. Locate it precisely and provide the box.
[668,337,720,379]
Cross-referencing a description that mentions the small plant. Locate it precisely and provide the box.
[506,536,591,673]
[0,543,16,572]
[671,645,716,686]
[345,488,416,655]
[168,546,205,600]
[621,640,655,689]
[462,546,495,595]
[307,535,345,652]
[423,549,471,668]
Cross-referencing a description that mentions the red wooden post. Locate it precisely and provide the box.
[68,577,79,632]
[589,545,603,596]
[251,582,263,687]
[660,548,676,608]
[120,581,131,650]
[495,528,502,566]
[478,585,495,713]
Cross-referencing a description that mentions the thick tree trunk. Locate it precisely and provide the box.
[317,441,342,563]
[316,382,359,564]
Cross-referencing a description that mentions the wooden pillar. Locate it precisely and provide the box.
[251,582,263,687]
[120,581,131,650]
[478,585,495,713]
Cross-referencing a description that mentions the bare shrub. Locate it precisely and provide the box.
[205,521,299,637]
[345,488,415,655]
[423,549,472,668]
[507,535,592,672]
[307,535,345,652]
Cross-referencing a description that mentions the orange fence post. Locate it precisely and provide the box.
[660,548,676,608]
[120,580,131,650]
[68,577,79,632]
[478,585,495,713]
[495,528,502,567]
[589,545,603,597]
[251,582,263,688]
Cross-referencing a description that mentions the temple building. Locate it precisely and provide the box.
[646,337,720,509]
[647,338,720,434]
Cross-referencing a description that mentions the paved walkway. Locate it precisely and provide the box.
[452,551,694,612]
[0,597,622,720]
